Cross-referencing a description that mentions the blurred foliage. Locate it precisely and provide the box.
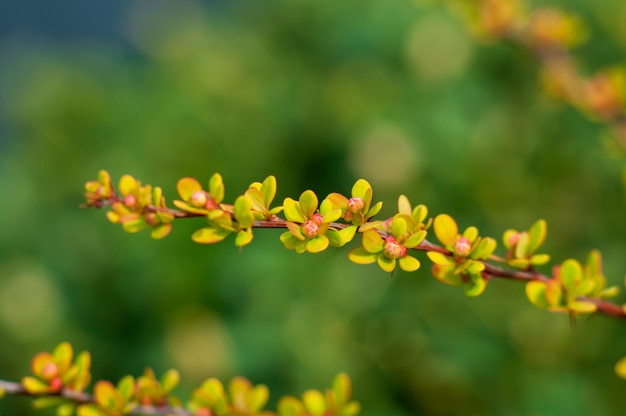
[0,0,625,415]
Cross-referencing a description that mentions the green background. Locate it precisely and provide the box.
[1,0,625,414]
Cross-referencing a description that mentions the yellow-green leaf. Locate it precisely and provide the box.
[306,235,329,253]
[303,390,326,416]
[299,190,318,219]
[427,251,454,266]
[192,227,231,244]
[377,255,396,273]
[209,173,225,203]
[261,175,277,206]
[160,369,179,393]
[348,248,377,265]
[615,357,626,379]
[177,177,202,200]
[283,198,306,223]
[399,255,420,272]
[433,214,458,247]
[525,281,548,308]
[361,230,383,253]
[527,219,547,253]
[150,224,172,240]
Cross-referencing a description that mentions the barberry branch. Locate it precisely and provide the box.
[81,170,626,322]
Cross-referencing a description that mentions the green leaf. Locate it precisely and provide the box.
[502,229,518,249]
[514,232,529,259]
[525,281,549,308]
[22,377,49,394]
[508,258,530,269]
[560,259,583,292]
[462,226,478,242]
[245,188,267,213]
[235,229,254,247]
[399,255,420,272]
[320,199,342,223]
[404,230,427,248]
[615,357,626,379]
[377,255,396,273]
[299,190,318,219]
[390,216,408,238]
[248,385,270,411]
[465,275,487,297]
[397,195,411,215]
[303,390,326,416]
[283,198,306,223]
[326,229,343,247]
[412,204,428,224]
[352,179,372,206]
[209,173,224,203]
[278,397,305,416]
[234,195,254,228]
[177,177,202,201]
[54,342,73,373]
[332,373,351,406]
[433,214,458,247]
[118,175,139,196]
[280,232,301,250]
[192,227,231,244]
[261,175,277,206]
[427,251,454,266]
[57,403,75,416]
[585,249,602,277]
[32,397,63,409]
[348,248,377,265]
[527,219,547,253]
[94,381,123,410]
[77,405,102,416]
[366,201,383,219]
[150,224,172,240]
[160,369,179,393]
[117,376,135,401]
[431,265,464,287]
[306,235,329,253]
[361,230,383,253]
[470,237,497,260]
[338,226,357,245]
[568,301,597,313]
[530,253,550,265]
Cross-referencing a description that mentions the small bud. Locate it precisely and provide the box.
[302,220,320,238]
[190,191,208,207]
[124,194,137,208]
[41,362,58,381]
[507,233,520,247]
[454,237,472,257]
[49,377,63,392]
[205,198,219,210]
[383,236,407,259]
[311,213,324,225]
[347,197,365,212]
[145,213,159,226]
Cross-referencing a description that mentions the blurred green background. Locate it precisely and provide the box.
[1,0,625,414]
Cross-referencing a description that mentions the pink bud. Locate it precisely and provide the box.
[42,362,58,380]
[383,236,407,259]
[311,213,324,225]
[190,191,208,207]
[205,199,219,210]
[49,377,63,392]
[124,194,137,208]
[507,233,520,246]
[454,237,472,257]
[347,197,365,212]
[302,220,320,238]
[145,213,159,226]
